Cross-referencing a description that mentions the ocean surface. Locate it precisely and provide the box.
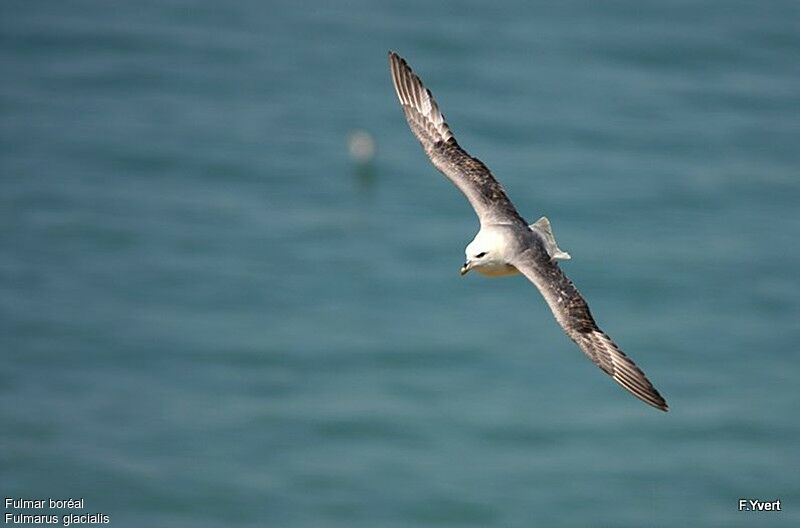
[2,1,799,526]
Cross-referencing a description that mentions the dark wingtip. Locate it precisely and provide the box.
[641,385,669,412]
[650,393,669,412]
[388,51,408,68]
[653,385,669,412]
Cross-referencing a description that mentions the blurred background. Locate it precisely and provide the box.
[1,1,798,526]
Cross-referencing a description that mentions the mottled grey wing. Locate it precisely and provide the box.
[511,248,669,411]
[389,52,524,227]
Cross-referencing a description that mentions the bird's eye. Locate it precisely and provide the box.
[475,252,487,258]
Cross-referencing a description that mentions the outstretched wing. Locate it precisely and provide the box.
[511,248,669,411]
[389,51,524,227]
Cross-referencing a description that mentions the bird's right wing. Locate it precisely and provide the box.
[511,247,669,411]
[389,51,524,227]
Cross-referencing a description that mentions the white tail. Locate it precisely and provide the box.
[530,216,571,261]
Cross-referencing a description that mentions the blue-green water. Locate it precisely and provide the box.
[2,1,799,526]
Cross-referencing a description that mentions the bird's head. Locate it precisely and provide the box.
[460,249,489,275]
[461,229,507,276]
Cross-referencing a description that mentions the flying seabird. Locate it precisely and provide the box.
[388,51,668,411]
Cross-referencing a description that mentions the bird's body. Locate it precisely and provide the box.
[388,51,669,412]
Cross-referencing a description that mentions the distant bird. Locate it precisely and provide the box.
[347,130,376,164]
[388,51,668,411]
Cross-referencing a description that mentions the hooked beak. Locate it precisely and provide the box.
[460,261,471,276]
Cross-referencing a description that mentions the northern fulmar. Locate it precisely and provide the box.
[389,51,668,411]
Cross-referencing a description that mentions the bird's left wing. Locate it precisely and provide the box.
[511,247,669,411]
[389,51,524,227]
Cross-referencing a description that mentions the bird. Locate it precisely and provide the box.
[388,51,668,411]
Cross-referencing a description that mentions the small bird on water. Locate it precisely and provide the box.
[388,51,668,411]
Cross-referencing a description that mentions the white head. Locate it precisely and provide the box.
[460,227,517,277]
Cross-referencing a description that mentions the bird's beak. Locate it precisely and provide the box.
[460,261,471,276]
